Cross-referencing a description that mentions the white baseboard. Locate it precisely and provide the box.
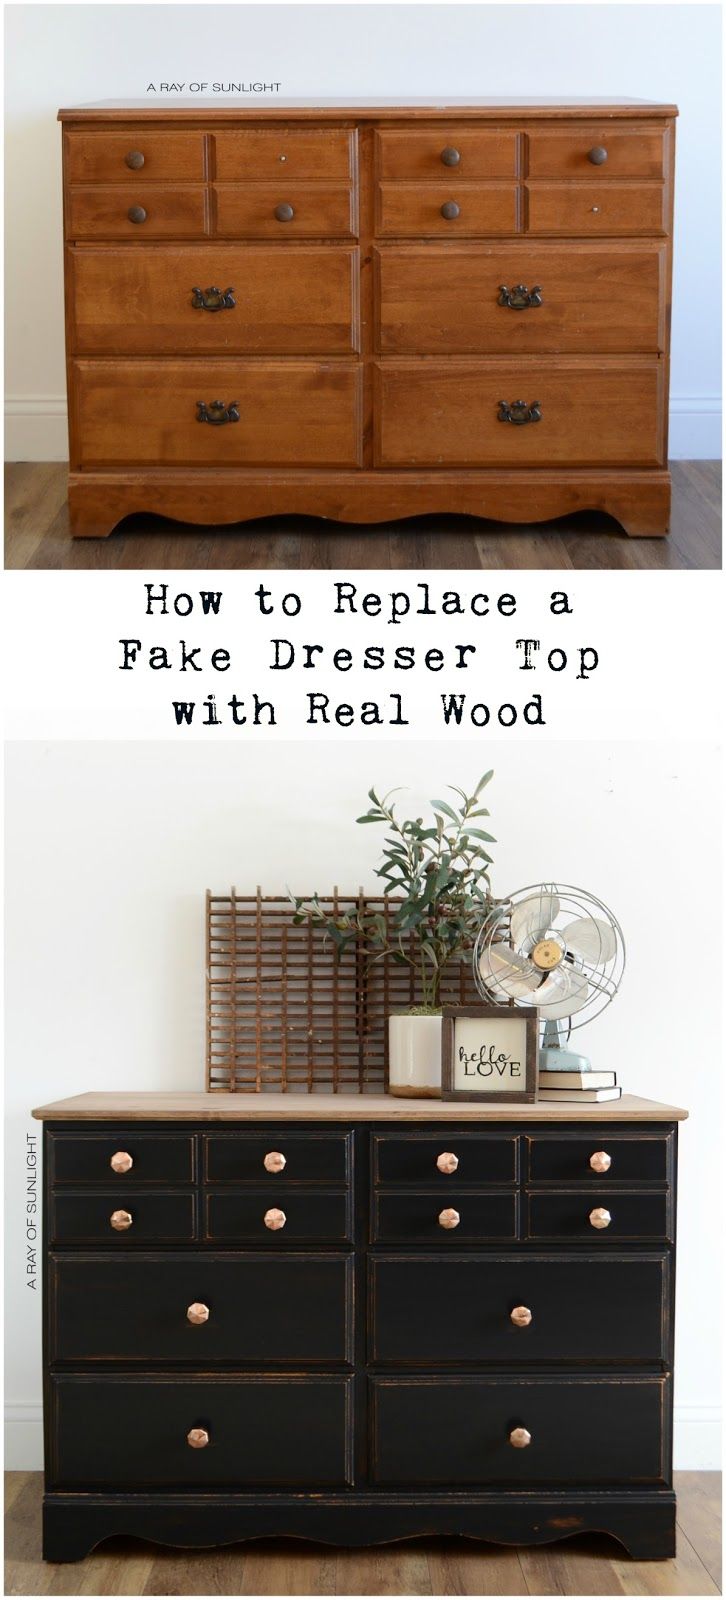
[4,395,723,464]
[5,1403,721,1473]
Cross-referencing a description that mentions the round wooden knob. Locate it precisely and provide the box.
[127,206,147,224]
[125,150,145,170]
[274,202,294,222]
[440,201,460,220]
[510,1306,532,1328]
[264,1207,287,1231]
[110,1209,132,1231]
[590,1150,612,1174]
[436,1151,459,1174]
[589,1206,612,1230]
[438,1207,460,1230]
[264,1151,286,1173]
[588,146,608,165]
[110,1150,133,1174]
[186,1303,209,1325]
[440,146,461,166]
[509,1427,532,1449]
[187,1427,209,1449]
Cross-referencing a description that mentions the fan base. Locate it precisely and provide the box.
[539,1045,592,1073]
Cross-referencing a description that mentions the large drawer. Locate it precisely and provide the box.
[527,127,666,179]
[375,360,663,468]
[214,184,357,239]
[376,128,518,179]
[50,1375,353,1488]
[377,182,518,237]
[372,1192,516,1245]
[67,186,207,240]
[65,130,206,183]
[205,1189,352,1244]
[50,1252,353,1364]
[526,182,667,236]
[369,1252,669,1364]
[527,1191,672,1242]
[204,1131,351,1184]
[371,1376,667,1485]
[71,360,363,468]
[527,1132,671,1184]
[48,1131,195,1185]
[214,128,355,180]
[50,1192,195,1245]
[69,245,360,356]
[376,244,666,355]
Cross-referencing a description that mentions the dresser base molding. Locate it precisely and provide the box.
[67,468,671,539]
[42,1490,677,1563]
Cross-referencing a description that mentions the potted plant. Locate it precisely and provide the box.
[292,773,495,1096]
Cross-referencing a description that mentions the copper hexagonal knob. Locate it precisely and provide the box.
[509,1426,532,1449]
[263,1151,286,1173]
[110,1150,133,1174]
[187,1427,209,1449]
[590,1150,612,1173]
[510,1305,532,1328]
[264,1207,287,1231]
[187,1302,210,1325]
[438,1207,460,1230]
[589,1206,612,1230]
[110,1209,132,1231]
[436,1151,459,1175]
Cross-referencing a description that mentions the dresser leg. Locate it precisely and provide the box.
[607,478,671,537]
[67,494,118,540]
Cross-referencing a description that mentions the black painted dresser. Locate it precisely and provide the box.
[32,1091,687,1562]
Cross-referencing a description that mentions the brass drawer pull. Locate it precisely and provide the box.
[436,1151,459,1175]
[196,400,240,426]
[125,150,145,170]
[187,1302,210,1325]
[264,1151,286,1173]
[498,400,542,426]
[438,1207,460,1230]
[440,146,461,167]
[127,205,147,224]
[440,200,460,220]
[274,202,295,222]
[264,1207,287,1231]
[510,1306,532,1328]
[498,284,543,310]
[187,1427,209,1449]
[110,1150,133,1174]
[110,1209,132,1231]
[191,286,236,312]
[509,1426,532,1448]
[590,1150,612,1174]
[589,1206,612,1230]
[588,145,608,165]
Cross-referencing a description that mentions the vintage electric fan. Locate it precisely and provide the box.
[473,884,626,1071]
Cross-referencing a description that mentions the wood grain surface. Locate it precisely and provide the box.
[31,1091,688,1121]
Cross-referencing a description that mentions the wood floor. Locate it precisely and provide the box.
[4,462,721,570]
[4,1473,721,1596]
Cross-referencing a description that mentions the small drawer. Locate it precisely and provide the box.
[369,1252,669,1365]
[50,1374,353,1489]
[48,1132,195,1186]
[527,1191,671,1242]
[206,1189,353,1244]
[376,128,517,179]
[526,182,666,237]
[371,1375,667,1485]
[373,1133,516,1187]
[372,1192,516,1245]
[377,182,518,238]
[214,184,356,239]
[527,127,666,180]
[205,1131,351,1185]
[67,186,208,240]
[527,1133,671,1184]
[65,130,206,184]
[50,1252,354,1365]
[50,1192,195,1246]
[214,129,355,180]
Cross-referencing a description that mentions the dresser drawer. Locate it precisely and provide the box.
[372,1192,516,1244]
[72,360,363,468]
[371,1376,667,1485]
[369,1252,669,1364]
[69,245,360,357]
[50,1375,353,1489]
[214,184,356,239]
[527,127,666,179]
[50,1192,195,1245]
[376,360,663,468]
[373,1133,516,1187]
[376,243,666,355]
[206,1189,352,1243]
[378,183,517,237]
[67,186,207,240]
[48,1131,194,1186]
[205,1131,351,1184]
[527,1133,671,1184]
[527,1191,671,1242]
[376,128,517,179]
[214,128,354,180]
[50,1252,353,1364]
[65,130,206,183]
[526,182,667,236]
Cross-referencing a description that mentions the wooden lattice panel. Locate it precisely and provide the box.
[206,889,481,1094]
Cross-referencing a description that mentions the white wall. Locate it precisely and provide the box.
[5,739,721,1469]
[4,2,722,461]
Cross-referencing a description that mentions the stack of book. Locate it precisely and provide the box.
[537,1069,621,1103]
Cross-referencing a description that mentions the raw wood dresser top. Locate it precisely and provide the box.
[32,1091,688,1122]
[58,98,679,122]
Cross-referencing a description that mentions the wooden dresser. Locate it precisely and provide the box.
[59,98,676,539]
[33,1091,686,1562]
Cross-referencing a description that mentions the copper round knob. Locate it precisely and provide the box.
[125,150,145,170]
[127,205,147,224]
[263,1151,286,1174]
[510,1306,532,1328]
[274,202,294,222]
[436,1151,459,1175]
[440,146,461,167]
[110,1150,133,1174]
[440,201,460,220]
[438,1207,460,1230]
[589,1206,612,1230]
[590,1150,612,1173]
[588,145,608,165]
[110,1209,132,1231]
[509,1426,532,1449]
[264,1207,287,1231]
[186,1302,210,1325]
[187,1427,209,1449]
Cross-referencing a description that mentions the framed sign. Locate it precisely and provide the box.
[441,1006,538,1103]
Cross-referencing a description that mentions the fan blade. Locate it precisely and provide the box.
[510,892,560,950]
[535,965,590,1021]
[478,943,540,1001]
[562,916,617,965]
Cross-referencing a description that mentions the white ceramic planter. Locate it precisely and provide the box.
[388,1012,443,1098]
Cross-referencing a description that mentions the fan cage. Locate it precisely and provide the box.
[473,882,625,1031]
